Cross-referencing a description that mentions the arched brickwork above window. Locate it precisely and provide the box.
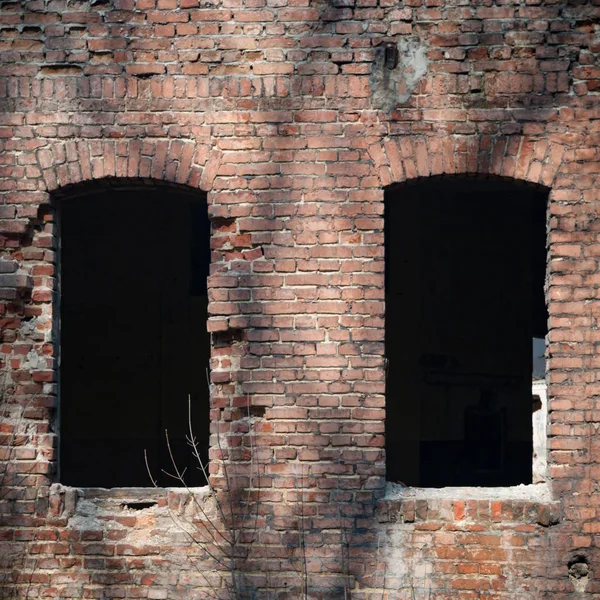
[0,139,219,238]
[35,138,219,196]
[368,136,567,190]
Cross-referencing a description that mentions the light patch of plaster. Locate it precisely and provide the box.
[65,487,217,547]
[385,481,552,502]
[568,556,590,593]
[67,499,114,532]
[377,526,433,596]
[23,349,45,371]
[370,38,429,112]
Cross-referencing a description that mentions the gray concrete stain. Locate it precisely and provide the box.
[371,38,429,111]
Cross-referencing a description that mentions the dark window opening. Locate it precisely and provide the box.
[385,178,548,488]
[59,185,210,488]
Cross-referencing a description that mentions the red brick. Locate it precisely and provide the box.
[0,2,595,597]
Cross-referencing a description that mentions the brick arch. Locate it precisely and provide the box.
[0,138,220,241]
[368,135,567,189]
[36,138,220,194]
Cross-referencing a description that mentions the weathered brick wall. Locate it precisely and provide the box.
[1,0,599,596]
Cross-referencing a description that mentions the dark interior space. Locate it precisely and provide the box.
[59,185,210,488]
[385,177,548,487]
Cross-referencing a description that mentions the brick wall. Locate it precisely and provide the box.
[1,0,599,597]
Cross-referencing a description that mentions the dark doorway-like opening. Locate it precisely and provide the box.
[58,182,210,488]
[385,177,548,487]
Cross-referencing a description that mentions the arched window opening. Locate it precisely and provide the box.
[385,177,548,488]
[58,182,210,488]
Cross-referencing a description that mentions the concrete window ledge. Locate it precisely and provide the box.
[48,484,212,517]
[376,481,560,527]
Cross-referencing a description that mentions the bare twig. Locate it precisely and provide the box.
[145,445,228,597]
[161,430,233,554]
[296,462,309,600]
[376,532,387,600]
[144,367,263,599]
[207,369,240,597]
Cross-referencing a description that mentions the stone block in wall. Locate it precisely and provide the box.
[0,260,18,274]
[0,273,33,290]
[0,220,29,235]
[0,271,34,299]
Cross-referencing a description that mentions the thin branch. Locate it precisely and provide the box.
[296,462,308,600]
[206,368,239,596]
[145,444,232,579]
[144,449,158,487]
[240,394,259,536]
[187,393,230,532]
[163,429,233,548]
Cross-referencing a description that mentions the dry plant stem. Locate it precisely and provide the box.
[377,533,387,600]
[337,461,351,600]
[144,429,235,592]
[340,510,350,599]
[289,461,307,599]
[163,433,234,565]
[147,389,268,598]
[239,395,258,537]
[160,432,231,550]
[145,378,262,599]
[186,394,230,536]
[296,462,309,600]
[164,507,226,599]
[206,369,240,597]
[144,447,232,593]
[144,466,228,599]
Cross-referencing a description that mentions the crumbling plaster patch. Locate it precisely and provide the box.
[63,487,216,547]
[371,38,429,112]
[384,481,553,502]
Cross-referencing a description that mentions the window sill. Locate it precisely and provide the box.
[48,484,212,517]
[79,486,210,500]
[383,480,551,502]
[377,481,559,527]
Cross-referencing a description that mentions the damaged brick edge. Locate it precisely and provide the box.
[376,483,561,527]
[46,483,215,517]
[0,258,34,300]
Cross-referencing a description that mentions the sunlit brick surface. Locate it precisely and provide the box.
[0,0,598,596]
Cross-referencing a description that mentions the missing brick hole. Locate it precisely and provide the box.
[575,19,597,31]
[568,553,590,592]
[91,54,115,65]
[38,205,55,223]
[212,328,244,348]
[40,65,82,77]
[211,217,236,234]
[568,555,589,577]
[122,501,157,511]
[249,405,266,418]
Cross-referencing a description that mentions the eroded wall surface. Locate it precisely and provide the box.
[0,0,599,597]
